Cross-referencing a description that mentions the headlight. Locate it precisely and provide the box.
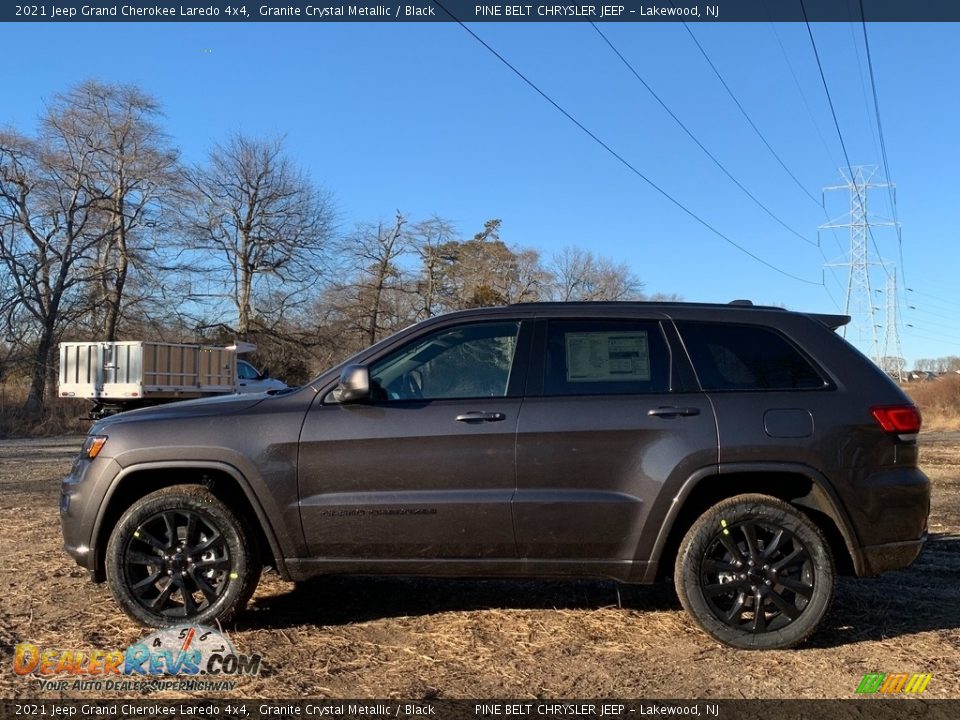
[82,435,108,459]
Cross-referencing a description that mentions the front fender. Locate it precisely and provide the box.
[93,456,299,580]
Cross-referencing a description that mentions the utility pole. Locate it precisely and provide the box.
[821,166,896,367]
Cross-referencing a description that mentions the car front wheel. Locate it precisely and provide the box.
[674,493,835,650]
[106,485,260,627]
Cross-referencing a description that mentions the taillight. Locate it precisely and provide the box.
[871,405,922,434]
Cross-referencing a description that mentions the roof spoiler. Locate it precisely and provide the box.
[809,313,851,331]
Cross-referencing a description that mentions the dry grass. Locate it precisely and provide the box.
[0,434,958,700]
[907,375,960,431]
[0,380,90,439]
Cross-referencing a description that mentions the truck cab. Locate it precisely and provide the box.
[236,359,287,394]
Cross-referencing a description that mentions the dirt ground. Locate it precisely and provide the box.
[1,433,957,700]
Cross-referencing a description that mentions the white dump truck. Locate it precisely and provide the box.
[58,340,286,418]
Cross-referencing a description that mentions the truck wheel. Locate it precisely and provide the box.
[106,485,260,627]
[674,493,834,650]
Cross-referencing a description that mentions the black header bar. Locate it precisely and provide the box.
[1,699,958,720]
[6,0,960,23]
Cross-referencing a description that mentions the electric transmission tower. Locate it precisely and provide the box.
[821,166,896,367]
[881,271,905,381]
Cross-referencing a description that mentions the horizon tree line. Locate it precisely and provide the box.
[0,80,654,415]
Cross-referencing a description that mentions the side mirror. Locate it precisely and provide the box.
[332,365,370,403]
[259,366,270,379]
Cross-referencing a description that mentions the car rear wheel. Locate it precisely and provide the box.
[674,493,834,649]
[106,485,260,627]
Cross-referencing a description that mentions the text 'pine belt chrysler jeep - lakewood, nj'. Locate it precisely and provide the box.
[60,301,930,649]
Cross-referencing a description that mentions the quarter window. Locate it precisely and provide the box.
[369,321,520,401]
[676,322,826,391]
[543,320,671,396]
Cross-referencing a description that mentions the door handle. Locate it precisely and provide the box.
[647,406,701,418]
[455,411,506,423]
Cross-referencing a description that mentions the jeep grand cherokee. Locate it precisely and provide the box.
[60,301,929,649]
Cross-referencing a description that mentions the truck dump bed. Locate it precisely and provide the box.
[59,341,237,402]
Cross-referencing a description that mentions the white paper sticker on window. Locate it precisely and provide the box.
[565,331,651,382]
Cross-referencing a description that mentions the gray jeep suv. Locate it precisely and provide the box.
[60,301,929,649]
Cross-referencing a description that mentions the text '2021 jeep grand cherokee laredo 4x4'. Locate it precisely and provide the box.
[60,301,929,649]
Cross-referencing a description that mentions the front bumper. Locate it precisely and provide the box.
[60,455,121,577]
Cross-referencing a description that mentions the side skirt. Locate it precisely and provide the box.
[283,558,652,584]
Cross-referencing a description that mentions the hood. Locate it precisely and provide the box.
[92,393,269,431]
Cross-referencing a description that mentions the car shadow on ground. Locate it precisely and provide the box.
[246,536,960,646]
[247,575,680,629]
[808,534,960,648]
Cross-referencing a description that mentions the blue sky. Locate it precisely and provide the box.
[3,21,958,366]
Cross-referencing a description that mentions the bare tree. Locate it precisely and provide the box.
[409,215,457,320]
[341,212,410,345]
[879,356,906,376]
[0,130,106,412]
[180,134,335,339]
[46,81,180,342]
[548,246,644,301]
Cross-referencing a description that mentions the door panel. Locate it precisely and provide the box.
[298,398,519,558]
[515,394,717,560]
[514,318,718,562]
[297,319,530,560]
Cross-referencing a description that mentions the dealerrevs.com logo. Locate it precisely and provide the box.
[13,625,261,692]
[855,673,933,695]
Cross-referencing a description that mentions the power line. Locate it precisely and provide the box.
[592,22,843,319]
[800,5,855,190]
[907,288,958,307]
[905,298,959,320]
[589,22,816,248]
[859,1,906,289]
[904,327,960,346]
[847,16,883,171]
[679,21,850,301]
[821,270,843,312]
[905,316,960,333]
[800,1,892,280]
[680,22,820,207]
[768,22,838,168]
[906,305,960,324]
[605,23,844,316]
[767,21,849,258]
[436,9,822,286]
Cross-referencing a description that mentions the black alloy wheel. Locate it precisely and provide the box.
[675,493,835,649]
[123,508,231,616]
[700,519,814,634]
[106,485,260,627]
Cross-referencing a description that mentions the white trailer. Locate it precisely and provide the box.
[58,341,282,418]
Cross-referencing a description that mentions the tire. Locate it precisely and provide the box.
[674,493,834,650]
[106,485,260,628]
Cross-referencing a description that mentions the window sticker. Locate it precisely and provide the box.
[565,331,651,382]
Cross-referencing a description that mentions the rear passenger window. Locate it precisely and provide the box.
[676,322,826,391]
[543,320,671,395]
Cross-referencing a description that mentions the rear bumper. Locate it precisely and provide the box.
[847,466,930,576]
[860,535,927,576]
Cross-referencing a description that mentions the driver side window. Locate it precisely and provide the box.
[369,321,520,401]
[237,361,258,380]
